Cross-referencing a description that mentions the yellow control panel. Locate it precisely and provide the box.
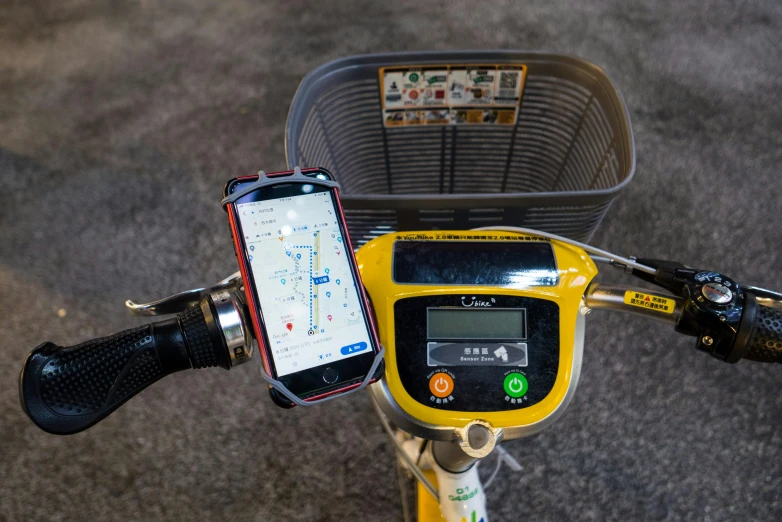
[356,231,597,429]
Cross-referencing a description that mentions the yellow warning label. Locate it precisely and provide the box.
[465,110,484,124]
[496,109,517,124]
[623,291,676,314]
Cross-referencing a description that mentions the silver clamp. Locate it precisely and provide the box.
[125,272,242,316]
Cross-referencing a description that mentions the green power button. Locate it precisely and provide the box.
[503,373,528,398]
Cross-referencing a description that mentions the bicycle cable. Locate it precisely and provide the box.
[480,450,503,490]
[371,398,439,499]
[474,226,657,275]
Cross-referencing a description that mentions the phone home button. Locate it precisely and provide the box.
[322,367,339,384]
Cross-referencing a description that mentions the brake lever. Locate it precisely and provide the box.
[620,258,754,362]
[125,272,242,316]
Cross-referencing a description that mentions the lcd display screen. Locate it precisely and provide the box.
[427,308,527,340]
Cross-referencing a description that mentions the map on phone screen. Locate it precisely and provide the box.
[236,189,373,376]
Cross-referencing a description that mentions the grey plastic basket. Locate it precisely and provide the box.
[285,51,635,246]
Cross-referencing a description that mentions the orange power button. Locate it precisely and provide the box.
[429,373,454,398]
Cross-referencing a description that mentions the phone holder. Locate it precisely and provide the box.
[221,166,386,406]
[220,166,340,208]
[259,347,385,407]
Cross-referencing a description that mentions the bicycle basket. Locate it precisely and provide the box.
[285,51,634,246]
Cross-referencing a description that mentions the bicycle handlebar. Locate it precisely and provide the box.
[583,283,683,324]
[585,282,782,364]
[18,263,779,436]
[19,298,236,435]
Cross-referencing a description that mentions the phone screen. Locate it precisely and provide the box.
[235,186,373,377]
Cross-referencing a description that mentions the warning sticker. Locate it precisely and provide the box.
[383,110,405,126]
[380,64,527,127]
[623,291,676,314]
[383,68,449,109]
[450,66,495,105]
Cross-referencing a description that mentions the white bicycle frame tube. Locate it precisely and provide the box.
[433,463,488,522]
[396,436,490,522]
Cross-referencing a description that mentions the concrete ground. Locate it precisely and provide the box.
[1,1,780,520]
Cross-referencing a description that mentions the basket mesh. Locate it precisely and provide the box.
[290,58,631,246]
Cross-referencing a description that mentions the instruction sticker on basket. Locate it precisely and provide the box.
[380,64,527,127]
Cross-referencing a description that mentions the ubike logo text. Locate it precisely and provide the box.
[460,296,496,307]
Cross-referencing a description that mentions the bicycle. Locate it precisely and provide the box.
[18,224,782,521]
[16,52,782,521]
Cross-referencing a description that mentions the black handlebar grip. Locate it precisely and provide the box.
[743,300,782,363]
[19,303,227,435]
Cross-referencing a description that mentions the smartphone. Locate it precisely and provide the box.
[224,168,382,407]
